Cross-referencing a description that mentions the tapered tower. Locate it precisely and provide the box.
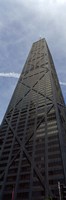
[0,38,66,200]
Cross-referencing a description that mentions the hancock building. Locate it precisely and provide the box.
[0,38,66,200]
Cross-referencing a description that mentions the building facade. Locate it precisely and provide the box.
[0,38,66,200]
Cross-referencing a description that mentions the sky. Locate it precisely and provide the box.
[0,0,66,123]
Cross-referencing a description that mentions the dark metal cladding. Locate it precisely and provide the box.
[0,38,66,200]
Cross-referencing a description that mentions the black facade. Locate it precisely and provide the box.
[0,38,66,200]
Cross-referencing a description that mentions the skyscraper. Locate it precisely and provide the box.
[0,38,66,200]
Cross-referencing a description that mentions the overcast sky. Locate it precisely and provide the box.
[0,0,66,123]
